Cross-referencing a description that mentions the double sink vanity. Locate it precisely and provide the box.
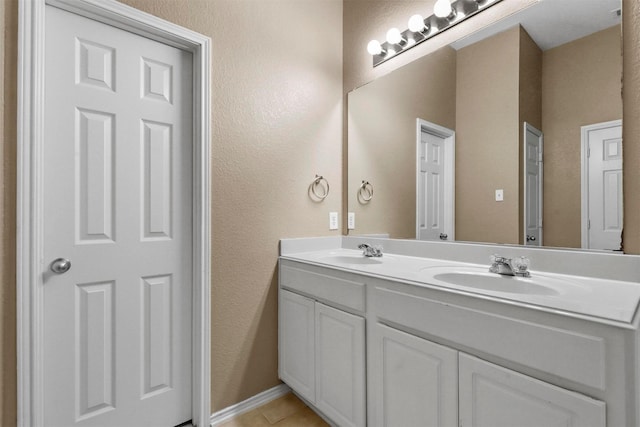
[278,236,640,426]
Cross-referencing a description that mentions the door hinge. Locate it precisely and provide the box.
[587,147,591,158]
[588,219,591,229]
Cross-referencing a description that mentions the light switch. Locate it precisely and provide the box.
[329,212,339,230]
[347,212,355,230]
[495,189,504,202]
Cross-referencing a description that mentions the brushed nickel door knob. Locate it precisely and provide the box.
[50,258,71,274]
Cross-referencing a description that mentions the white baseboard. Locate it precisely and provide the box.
[209,383,291,426]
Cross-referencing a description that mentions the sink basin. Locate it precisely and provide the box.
[431,267,562,296]
[319,255,384,265]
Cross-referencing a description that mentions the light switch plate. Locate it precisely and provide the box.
[347,212,355,230]
[329,212,339,230]
[495,189,504,202]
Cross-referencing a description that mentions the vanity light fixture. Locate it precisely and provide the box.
[367,0,503,67]
[367,39,385,56]
[433,0,455,19]
[386,28,406,45]
[408,14,429,34]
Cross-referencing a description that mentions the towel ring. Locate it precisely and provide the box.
[310,175,330,200]
[358,180,374,203]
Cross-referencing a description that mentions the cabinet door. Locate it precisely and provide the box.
[315,303,366,427]
[372,323,458,427]
[279,289,316,403]
[459,354,606,427]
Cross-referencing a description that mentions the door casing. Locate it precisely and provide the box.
[16,1,212,426]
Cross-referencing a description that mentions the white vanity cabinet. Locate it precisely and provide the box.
[279,261,366,427]
[279,289,316,402]
[459,353,606,427]
[370,323,606,427]
[279,255,636,427]
[371,323,458,427]
[315,302,366,427]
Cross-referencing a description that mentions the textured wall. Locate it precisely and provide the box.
[0,0,18,425]
[623,0,640,254]
[455,27,521,244]
[542,26,622,249]
[347,47,456,238]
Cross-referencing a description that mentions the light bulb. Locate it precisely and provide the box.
[408,14,426,33]
[367,39,383,55]
[434,0,453,18]
[386,28,403,45]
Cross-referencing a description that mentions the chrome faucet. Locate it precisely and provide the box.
[489,255,530,277]
[358,243,383,258]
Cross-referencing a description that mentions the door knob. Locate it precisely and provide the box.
[527,235,536,242]
[439,233,448,240]
[50,258,71,274]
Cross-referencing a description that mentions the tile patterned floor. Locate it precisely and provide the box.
[218,393,329,427]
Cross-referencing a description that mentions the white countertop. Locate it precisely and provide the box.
[281,248,640,325]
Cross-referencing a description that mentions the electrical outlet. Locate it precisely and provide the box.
[347,212,355,230]
[495,189,504,202]
[329,212,339,230]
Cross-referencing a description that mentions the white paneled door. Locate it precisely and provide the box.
[583,121,623,251]
[43,6,193,426]
[524,123,543,246]
[417,120,455,242]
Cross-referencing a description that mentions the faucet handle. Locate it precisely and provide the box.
[490,254,508,263]
[513,256,531,276]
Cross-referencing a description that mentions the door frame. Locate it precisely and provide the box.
[580,119,622,249]
[17,1,212,426]
[522,122,543,246]
[415,119,455,241]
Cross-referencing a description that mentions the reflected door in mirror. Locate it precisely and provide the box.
[525,123,543,246]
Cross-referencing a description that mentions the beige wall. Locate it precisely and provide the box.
[542,26,622,248]
[456,27,521,244]
[348,47,456,238]
[1,0,18,425]
[0,0,343,422]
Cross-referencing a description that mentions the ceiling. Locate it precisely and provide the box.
[451,0,622,51]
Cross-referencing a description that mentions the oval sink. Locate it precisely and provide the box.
[319,255,384,265]
[432,269,561,296]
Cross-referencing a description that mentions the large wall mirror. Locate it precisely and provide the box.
[348,0,624,252]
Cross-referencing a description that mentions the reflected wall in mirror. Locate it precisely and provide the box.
[348,0,623,251]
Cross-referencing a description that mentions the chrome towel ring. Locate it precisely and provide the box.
[310,175,330,201]
[358,180,373,203]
